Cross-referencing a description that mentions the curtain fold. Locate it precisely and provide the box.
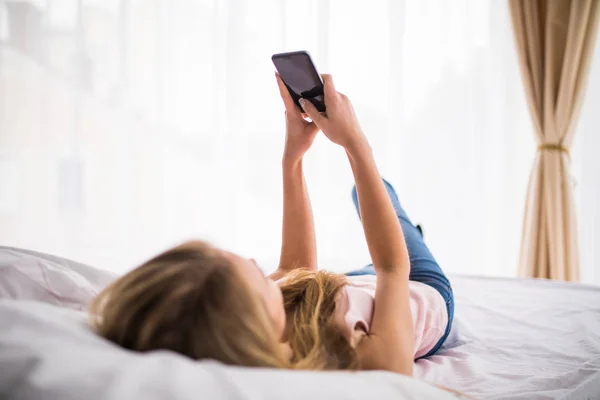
[509,0,600,281]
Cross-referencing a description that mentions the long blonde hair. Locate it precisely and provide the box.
[280,269,359,370]
[89,241,289,368]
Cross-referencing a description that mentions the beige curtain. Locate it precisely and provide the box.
[509,0,600,281]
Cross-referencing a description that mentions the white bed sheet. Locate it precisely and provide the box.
[417,276,600,399]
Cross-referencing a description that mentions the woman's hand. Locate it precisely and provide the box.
[298,75,367,151]
[276,73,319,164]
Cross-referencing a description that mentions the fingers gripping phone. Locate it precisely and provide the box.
[271,51,326,112]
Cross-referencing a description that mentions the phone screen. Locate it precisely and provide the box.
[272,52,325,112]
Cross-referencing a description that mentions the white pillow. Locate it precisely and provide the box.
[0,299,462,400]
[0,246,117,310]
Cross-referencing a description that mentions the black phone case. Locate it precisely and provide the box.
[272,51,326,113]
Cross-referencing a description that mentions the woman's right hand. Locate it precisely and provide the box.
[299,75,367,151]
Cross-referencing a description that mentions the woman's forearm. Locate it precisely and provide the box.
[345,140,409,274]
[277,157,317,272]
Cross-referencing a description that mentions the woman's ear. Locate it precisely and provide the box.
[350,328,367,348]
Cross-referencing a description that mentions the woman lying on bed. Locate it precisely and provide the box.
[89,73,454,376]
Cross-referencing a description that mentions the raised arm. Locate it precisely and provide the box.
[300,76,413,375]
[269,73,319,281]
[276,158,317,275]
[344,141,413,375]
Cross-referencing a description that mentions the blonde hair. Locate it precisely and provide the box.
[89,241,290,368]
[280,269,359,370]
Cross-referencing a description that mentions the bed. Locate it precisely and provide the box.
[1,246,599,400]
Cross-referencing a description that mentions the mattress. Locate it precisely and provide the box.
[1,246,599,399]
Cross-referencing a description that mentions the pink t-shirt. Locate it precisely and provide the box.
[344,275,448,359]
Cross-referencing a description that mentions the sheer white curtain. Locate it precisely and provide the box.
[0,0,598,283]
[572,32,600,286]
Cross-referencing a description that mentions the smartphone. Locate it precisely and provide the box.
[271,51,326,112]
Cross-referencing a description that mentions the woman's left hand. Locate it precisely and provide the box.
[276,73,319,163]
